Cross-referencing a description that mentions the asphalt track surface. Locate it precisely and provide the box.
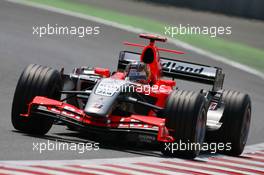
[0,1,263,160]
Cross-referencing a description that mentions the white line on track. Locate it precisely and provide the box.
[5,0,264,80]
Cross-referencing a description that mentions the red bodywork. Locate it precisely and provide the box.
[21,34,184,143]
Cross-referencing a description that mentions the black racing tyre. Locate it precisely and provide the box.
[206,90,251,156]
[12,64,62,135]
[161,90,207,159]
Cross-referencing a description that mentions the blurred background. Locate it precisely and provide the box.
[76,0,264,72]
[136,0,264,20]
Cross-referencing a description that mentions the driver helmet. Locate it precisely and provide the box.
[125,62,151,84]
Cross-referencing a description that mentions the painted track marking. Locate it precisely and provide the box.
[0,143,264,175]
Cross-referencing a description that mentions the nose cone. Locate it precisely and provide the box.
[84,95,111,117]
[84,78,127,117]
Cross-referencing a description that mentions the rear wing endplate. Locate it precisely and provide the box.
[117,51,225,92]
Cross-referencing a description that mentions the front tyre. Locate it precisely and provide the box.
[161,90,207,159]
[12,64,62,135]
[206,90,251,156]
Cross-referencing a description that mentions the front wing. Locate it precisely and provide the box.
[21,96,175,142]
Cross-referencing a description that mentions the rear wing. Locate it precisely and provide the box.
[117,51,225,91]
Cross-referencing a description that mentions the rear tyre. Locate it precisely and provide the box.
[12,64,62,135]
[206,90,251,156]
[161,90,207,159]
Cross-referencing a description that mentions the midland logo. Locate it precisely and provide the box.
[162,60,204,74]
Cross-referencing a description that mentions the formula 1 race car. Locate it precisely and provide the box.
[12,34,251,158]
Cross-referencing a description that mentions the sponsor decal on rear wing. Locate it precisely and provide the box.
[118,51,225,91]
[161,59,216,78]
[160,57,225,91]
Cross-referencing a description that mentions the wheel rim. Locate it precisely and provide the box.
[196,108,206,145]
[241,107,251,146]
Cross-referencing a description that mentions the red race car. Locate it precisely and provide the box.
[12,34,251,158]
